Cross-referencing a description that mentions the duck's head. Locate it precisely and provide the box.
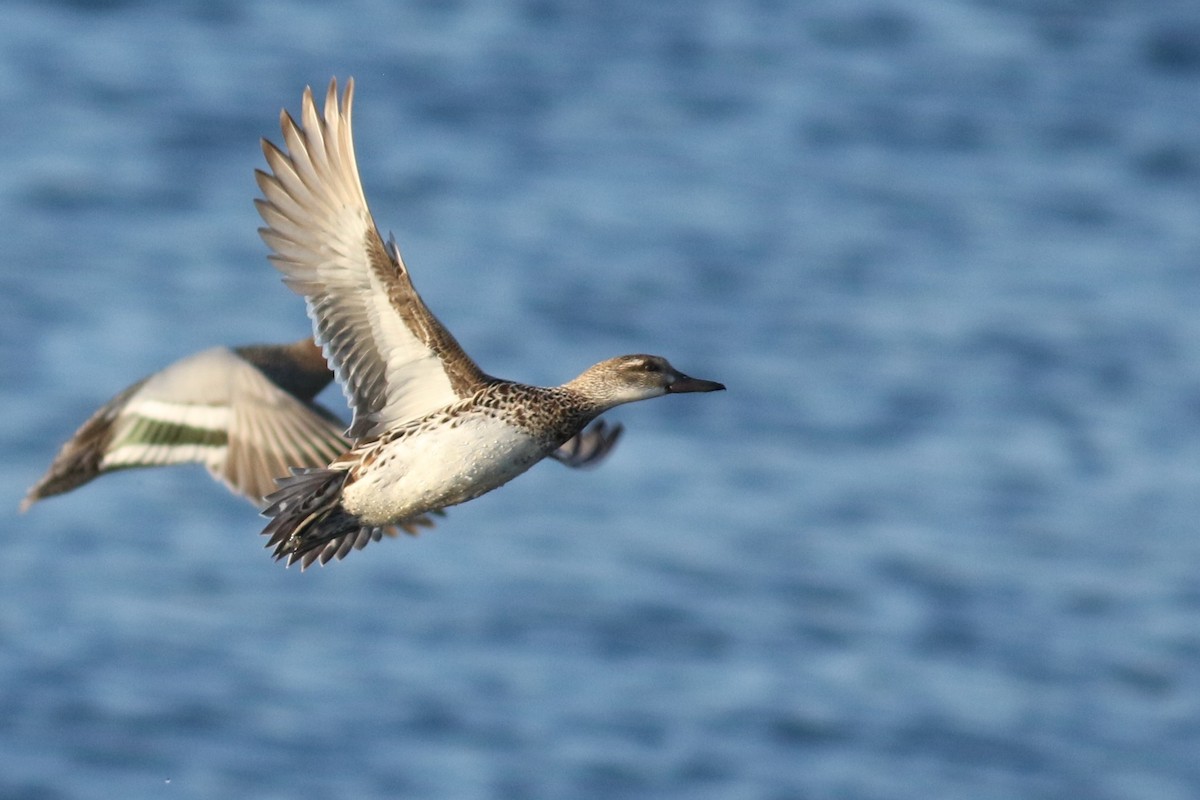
[568,354,725,410]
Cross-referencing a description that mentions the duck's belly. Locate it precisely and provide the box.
[341,416,549,525]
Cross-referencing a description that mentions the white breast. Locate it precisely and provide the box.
[341,414,548,525]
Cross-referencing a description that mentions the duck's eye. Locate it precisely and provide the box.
[643,361,661,373]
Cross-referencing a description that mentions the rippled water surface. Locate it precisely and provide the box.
[3,1,1200,798]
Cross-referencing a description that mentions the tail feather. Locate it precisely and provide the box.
[261,467,443,568]
[262,468,377,568]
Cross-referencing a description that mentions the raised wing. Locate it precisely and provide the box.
[255,78,488,441]
[551,420,624,469]
[21,347,350,510]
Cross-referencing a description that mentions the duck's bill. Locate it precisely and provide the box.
[667,374,726,393]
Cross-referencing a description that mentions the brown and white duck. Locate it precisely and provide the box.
[254,78,724,567]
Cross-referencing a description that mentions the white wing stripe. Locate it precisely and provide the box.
[124,399,231,430]
[103,442,224,468]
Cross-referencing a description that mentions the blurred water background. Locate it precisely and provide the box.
[3,1,1200,798]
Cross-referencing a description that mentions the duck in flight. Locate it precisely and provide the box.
[255,78,724,568]
[21,338,622,519]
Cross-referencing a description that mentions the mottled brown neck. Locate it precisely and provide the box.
[472,382,600,445]
[235,338,334,401]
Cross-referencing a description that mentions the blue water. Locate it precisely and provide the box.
[3,0,1200,797]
